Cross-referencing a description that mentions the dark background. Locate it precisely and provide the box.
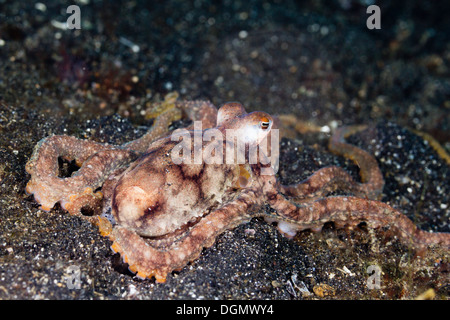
[0,0,448,299]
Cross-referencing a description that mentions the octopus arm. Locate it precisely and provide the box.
[175,100,218,129]
[25,135,136,214]
[279,125,384,201]
[265,193,450,249]
[121,107,182,153]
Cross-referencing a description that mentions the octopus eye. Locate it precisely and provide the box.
[260,117,271,130]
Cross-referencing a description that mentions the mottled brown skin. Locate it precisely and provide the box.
[25,99,450,283]
[110,139,241,238]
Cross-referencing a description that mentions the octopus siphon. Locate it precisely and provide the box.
[25,98,450,283]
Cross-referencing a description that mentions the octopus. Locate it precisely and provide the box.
[25,98,450,283]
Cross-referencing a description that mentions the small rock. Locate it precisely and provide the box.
[313,283,336,297]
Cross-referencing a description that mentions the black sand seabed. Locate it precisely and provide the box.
[0,1,448,300]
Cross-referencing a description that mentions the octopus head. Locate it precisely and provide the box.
[217,102,273,146]
[111,164,179,238]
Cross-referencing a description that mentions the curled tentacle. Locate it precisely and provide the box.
[25,100,217,215]
[25,135,137,214]
[279,125,384,201]
[328,125,384,197]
